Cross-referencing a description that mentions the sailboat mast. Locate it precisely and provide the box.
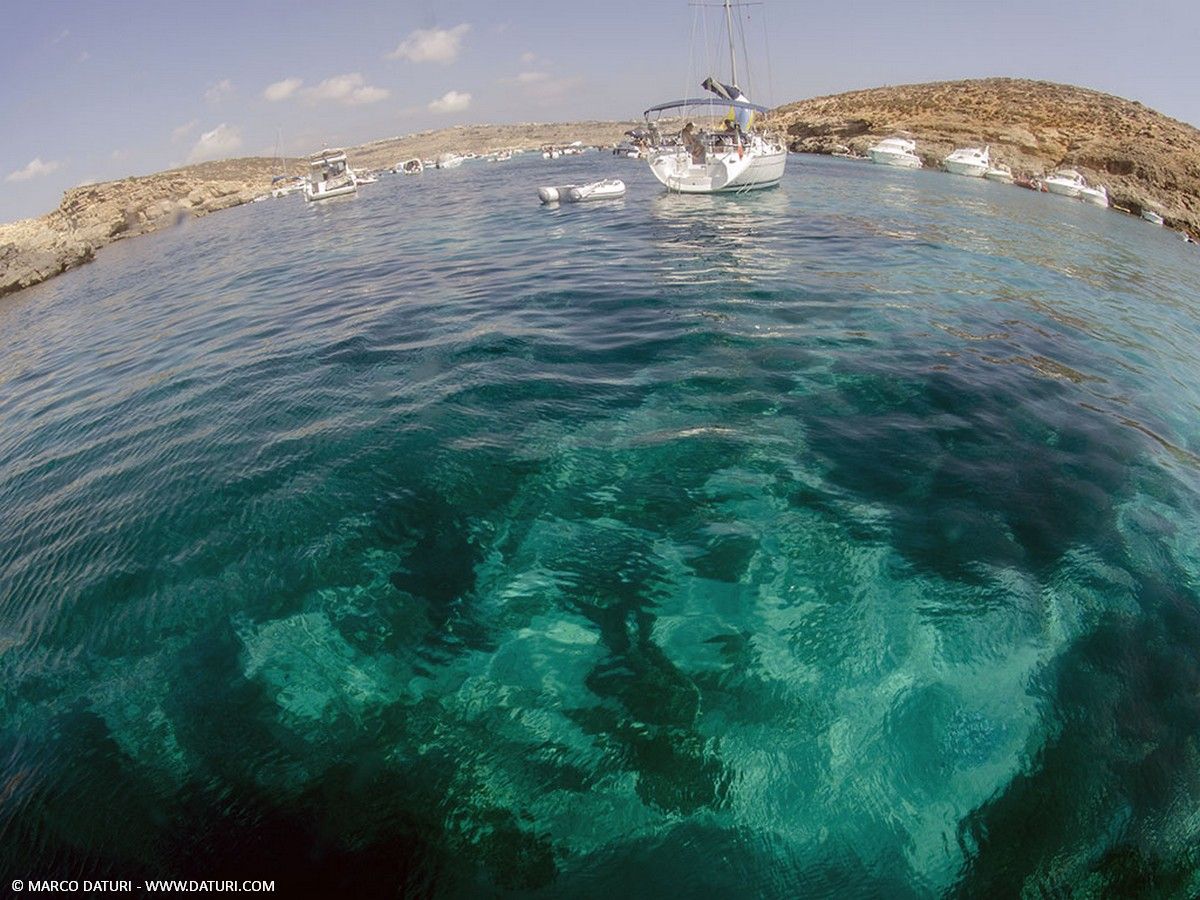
[724,0,738,89]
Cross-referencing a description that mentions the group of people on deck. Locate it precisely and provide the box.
[681,116,746,165]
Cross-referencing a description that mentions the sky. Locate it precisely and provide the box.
[2,0,1198,222]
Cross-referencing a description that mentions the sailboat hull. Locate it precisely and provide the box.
[648,146,787,193]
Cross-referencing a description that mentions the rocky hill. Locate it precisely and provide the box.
[774,78,1200,235]
[0,122,636,299]
[0,158,304,298]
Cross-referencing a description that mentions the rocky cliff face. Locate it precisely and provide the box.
[774,78,1200,236]
[0,158,300,298]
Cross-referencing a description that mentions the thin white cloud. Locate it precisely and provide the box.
[52,29,70,44]
[6,158,62,182]
[186,123,242,163]
[520,51,536,65]
[305,73,389,106]
[110,149,129,161]
[171,119,198,143]
[517,74,583,104]
[78,50,90,63]
[428,90,471,113]
[205,79,233,104]
[264,77,303,102]
[388,24,469,63]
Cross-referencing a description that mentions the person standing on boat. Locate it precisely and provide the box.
[682,123,704,165]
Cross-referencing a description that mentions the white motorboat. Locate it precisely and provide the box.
[435,153,463,169]
[303,149,357,202]
[538,179,627,204]
[1142,209,1164,226]
[642,0,786,194]
[1078,183,1109,207]
[984,162,1014,184]
[1041,169,1087,198]
[541,147,562,160]
[399,158,423,175]
[868,137,922,169]
[353,170,378,184]
[493,150,512,162]
[943,145,990,177]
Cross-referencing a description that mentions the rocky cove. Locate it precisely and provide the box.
[3,79,1198,300]
[776,78,1200,234]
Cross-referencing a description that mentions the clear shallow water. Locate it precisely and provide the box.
[2,153,1200,896]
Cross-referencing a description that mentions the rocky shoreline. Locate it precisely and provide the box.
[774,78,1200,237]
[0,121,636,300]
[4,82,1198,300]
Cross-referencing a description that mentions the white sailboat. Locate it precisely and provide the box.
[643,0,787,194]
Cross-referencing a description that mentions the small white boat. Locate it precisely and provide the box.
[353,170,378,185]
[1142,209,1164,226]
[435,153,463,169]
[493,150,512,162]
[398,158,422,175]
[868,137,922,169]
[303,149,357,202]
[1042,169,1087,198]
[984,162,1014,184]
[943,145,990,177]
[538,179,626,204]
[542,147,562,160]
[1078,183,1109,207]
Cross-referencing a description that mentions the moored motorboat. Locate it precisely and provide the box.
[303,149,357,202]
[984,162,1014,184]
[353,170,378,184]
[868,137,922,169]
[1142,209,1165,226]
[1041,169,1087,198]
[1078,183,1109,207]
[435,153,463,169]
[399,158,423,175]
[943,145,990,177]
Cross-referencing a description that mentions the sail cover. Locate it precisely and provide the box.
[701,76,753,129]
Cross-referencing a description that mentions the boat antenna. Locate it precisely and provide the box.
[724,0,738,88]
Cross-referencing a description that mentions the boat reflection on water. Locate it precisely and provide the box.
[648,188,792,287]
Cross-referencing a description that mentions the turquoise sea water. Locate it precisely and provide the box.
[2,153,1200,896]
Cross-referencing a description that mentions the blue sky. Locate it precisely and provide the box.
[3,0,1198,222]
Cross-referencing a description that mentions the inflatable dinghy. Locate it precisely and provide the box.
[538,179,626,204]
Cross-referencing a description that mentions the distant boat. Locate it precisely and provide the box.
[435,153,463,169]
[1142,209,1165,226]
[542,147,562,160]
[353,170,378,185]
[303,149,357,202]
[868,137,922,169]
[1041,169,1087,198]
[943,145,990,177]
[399,158,423,175]
[984,162,1014,184]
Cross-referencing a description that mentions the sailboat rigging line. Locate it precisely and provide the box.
[762,2,775,108]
